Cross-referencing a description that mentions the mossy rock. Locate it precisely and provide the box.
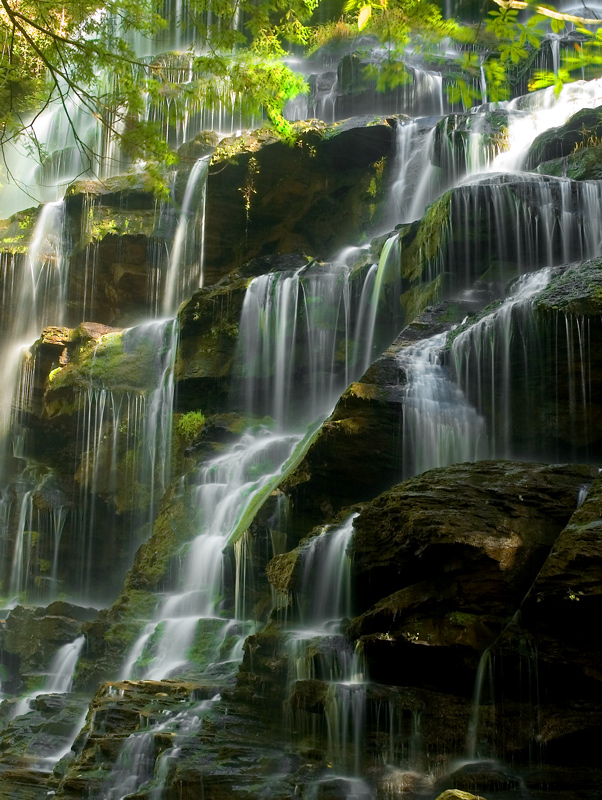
[525,104,602,171]
[400,192,452,283]
[534,257,602,316]
[40,321,176,420]
[536,143,602,181]
[177,130,219,163]
[265,548,302,597]
[126,487,197,592]
[0,207,39,254]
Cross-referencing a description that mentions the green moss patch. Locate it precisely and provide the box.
[401,192,452,283]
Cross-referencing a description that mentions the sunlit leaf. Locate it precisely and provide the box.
[358,5,372,30]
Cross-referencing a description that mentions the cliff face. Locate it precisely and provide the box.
[0,87,601,800]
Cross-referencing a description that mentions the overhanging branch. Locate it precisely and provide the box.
[492,0,602,25]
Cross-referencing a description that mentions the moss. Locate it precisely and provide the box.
[131,621,166,675]
[345,381,387,402]
[534,259,602,316]
[227,420,323,546]
[401,192,452,282]
[210,130,271,166]
[400,275,442,322]
[476,260,519,287]
[128,491,196,591]
[24,674,46,693]
[104,589,157,648]
[440,302,471,324]
[185,618,227,669]
[445,297,505,349]
[265,549,301,595]
[175,410,206,443]
[46,329,160,395]
[0,207,38,253]
[113,449,153,513]
[447,611,480,627]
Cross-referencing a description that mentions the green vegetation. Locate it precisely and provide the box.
[2,0,602,200]
[401,193,452,283]
[46,330,159,395]
[175,410,206,443]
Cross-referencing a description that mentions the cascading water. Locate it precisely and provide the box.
[3,19,602,799]
[284,515,370,783]
[400,332,487,477]
[162,156,210,315]
[450,268,553,458]
[12,635,85,718]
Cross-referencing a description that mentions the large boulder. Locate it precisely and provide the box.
[347,460,598,691]
[201,117,396,283]
[514,473,602,705]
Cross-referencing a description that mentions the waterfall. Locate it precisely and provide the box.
[450,268,553,458]
[285,516,368,783]
[0,202,67,442]
[162,157,210,315]
[358,236,401,368]
[45,635,86,693]
[298,515,356,628]
[400,332,487,478]
[3,19,602,798]
[12,635,85,718]
[236,265,357,426]
[121,429,305,680]
[437,176,602,294]
[99,695,217,799]
[70,318,178,602]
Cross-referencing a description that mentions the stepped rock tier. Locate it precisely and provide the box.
[0,30,602,800]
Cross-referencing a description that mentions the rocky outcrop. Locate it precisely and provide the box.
[0,602,95,693]
[202,116,396,284]
[525,104,602,171]
[281,302,482,539]
[54,679,209,800]
[347,461,598,691]
[504,474,602,710]
[0,693,89,800]
[535,143,602,180]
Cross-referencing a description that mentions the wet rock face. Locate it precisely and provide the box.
[54,679,208,800]
[347,461,598,692]
[512,474,602,706]
[64,174,165,327]
[432,110,510,180]
[202,118,396,283]
[535,143,602,181]
[0,603,95,692]
[447,258,602,461]
[281,302,482,539]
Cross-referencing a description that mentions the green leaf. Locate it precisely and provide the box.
[358,5,372,30]
[551,17,565,33]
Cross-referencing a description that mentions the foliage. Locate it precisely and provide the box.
[3,0,602,198]
[314,0,602,110]
[0,0,315,190]
[175,410,206,442]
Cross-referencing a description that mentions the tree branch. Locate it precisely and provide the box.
[492,0,602,25]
